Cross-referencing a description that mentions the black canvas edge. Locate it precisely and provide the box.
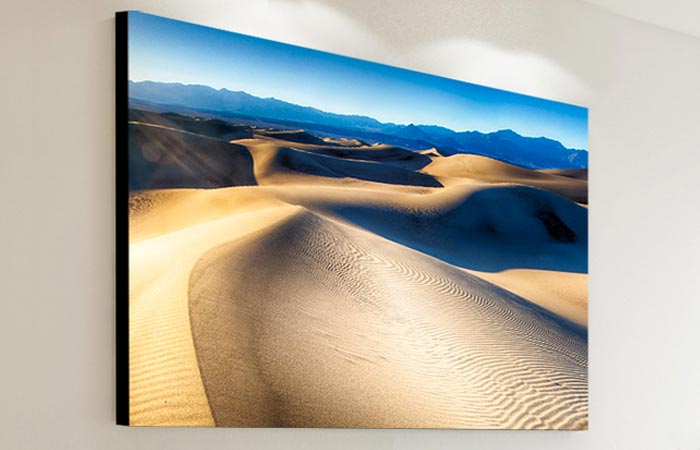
[115,10,129,426]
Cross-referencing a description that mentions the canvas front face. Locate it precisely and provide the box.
[116,11,588,429]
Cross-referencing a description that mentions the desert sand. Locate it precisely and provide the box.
[127,110,588,428]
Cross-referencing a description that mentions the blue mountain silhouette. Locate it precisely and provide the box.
[129,81,587,169]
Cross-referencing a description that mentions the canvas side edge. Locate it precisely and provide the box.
[115,10,130,427]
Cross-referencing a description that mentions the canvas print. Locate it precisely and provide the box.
[116,11,588,429]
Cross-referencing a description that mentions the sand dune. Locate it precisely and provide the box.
[465,268,588,327]
[253,128,329,145]
[278,142,433,171]
[130,182,587,272]
[128,122,257,190]
[539,168,589,180]
[282,184,588,273]
[188,210,587,428]
[129,109,254,141]
[127,110,588,428]
[423,154,587,203]
[129,203,301,425]
[249,142,442,187]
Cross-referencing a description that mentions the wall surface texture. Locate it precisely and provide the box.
[2,0,699,448]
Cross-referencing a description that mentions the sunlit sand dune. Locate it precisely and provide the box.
[423,154,587,203]
[129,203,301,425]
[188,210,587,429]
[465,269,588,327]
[127,111,588,428]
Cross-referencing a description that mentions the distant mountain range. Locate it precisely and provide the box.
[129,81,588,169]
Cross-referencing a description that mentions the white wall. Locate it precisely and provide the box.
[2,0,699,448]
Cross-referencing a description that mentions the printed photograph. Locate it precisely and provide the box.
[121,11,588,429]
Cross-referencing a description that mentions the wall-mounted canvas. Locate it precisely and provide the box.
[116,11,588,429]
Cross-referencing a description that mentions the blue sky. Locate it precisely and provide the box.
[127,11,588,150]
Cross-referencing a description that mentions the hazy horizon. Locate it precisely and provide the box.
[129,79,588,152]
[127,12,589,150]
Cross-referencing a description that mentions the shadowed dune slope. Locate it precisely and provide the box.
[288,144,434,171]
[250,144,443,187]
[188,210,588,429]
[423,154,587,203]
[292,184,588,273]
[129,109,255,141]
[253,128,329,145]
[128,122,257,190]
[539,168,589,180]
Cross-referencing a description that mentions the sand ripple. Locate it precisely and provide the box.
[188,210,587,429]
